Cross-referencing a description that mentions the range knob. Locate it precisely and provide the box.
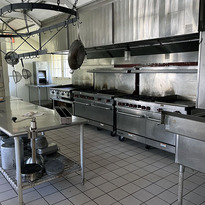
[98,98,102,101]
[126,103,129,106]
[141,106,146,110]
[129,104,133,107]
[146,106,151,110]
[118,102,122,106]
[138,105,141,108]
[56,91,59,95]
[133,105,137,108]
[106,99,111,103]
[157,108,163,112]
[51,91,54,94]
[61,92,64,95]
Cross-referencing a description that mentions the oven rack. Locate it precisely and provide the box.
[0,152,81,191]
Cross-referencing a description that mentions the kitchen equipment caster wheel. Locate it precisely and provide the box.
[97,127,102,131]
[119,136,125,141]
[110,131,116,136]
[145,145,150,149]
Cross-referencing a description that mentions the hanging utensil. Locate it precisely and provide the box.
[68,16,85,71]
[21,58,32,79]
[12,70,22,84]
[5,51,19,66]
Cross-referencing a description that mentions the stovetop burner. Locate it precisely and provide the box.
[123,95,179,103]
[77,89,127,96]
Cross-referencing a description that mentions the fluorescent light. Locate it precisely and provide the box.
[124,49,131,61]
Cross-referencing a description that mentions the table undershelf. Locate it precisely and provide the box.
[0,153,81,191]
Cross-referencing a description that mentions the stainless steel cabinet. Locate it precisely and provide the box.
[74,102,113,125]
[116,110,146,136]
[146,117,176,146]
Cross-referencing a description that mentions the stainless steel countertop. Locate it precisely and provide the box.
[0,99,88,137]
[25,84,59,88]
[162,111,205,142]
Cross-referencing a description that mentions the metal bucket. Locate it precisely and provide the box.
[1,143,15,169]
[1,140,24,169]
[0,132,9,151]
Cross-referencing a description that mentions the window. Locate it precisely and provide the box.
[51,55,72,78]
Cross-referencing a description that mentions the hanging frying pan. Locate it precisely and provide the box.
[68,18,85,71]
[21,59,32,79]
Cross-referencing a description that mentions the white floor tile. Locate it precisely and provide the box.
[94,194,116,205]
[120,195,142,205]
[68,193,90,205]
[1,125,205,205]
[44,192,66,205]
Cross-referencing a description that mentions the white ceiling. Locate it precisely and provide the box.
[0,0,97,33]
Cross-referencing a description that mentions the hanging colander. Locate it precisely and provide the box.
[12,70,22,84]
[21,59,32,79]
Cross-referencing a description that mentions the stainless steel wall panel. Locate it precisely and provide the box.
[140,71,197,99]
[114,0,199,43]
[78,3,113,48]
[94,73,135,93]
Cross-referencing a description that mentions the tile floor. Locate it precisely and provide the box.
[1,125,205,205]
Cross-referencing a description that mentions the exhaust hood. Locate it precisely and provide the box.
[85,33,199,59]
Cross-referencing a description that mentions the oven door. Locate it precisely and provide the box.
[116,109,146,136]
[74,101,113,125]
[146,117,176,146]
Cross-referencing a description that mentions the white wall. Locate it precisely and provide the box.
[4,36,50,101]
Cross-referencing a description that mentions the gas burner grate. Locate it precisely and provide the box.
[121,95,179,102]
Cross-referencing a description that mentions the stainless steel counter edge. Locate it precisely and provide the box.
[161,111,205,142]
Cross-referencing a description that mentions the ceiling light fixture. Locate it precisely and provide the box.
[124,46,131,61]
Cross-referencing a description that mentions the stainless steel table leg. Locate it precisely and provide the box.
[38,87,41,105]
[178,165,185,205]
[80,124,84,184]
[14,137,23,205]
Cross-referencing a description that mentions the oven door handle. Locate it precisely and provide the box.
[147,117,161,125]
[117,111,145,118]
[75,101,90,106]
[92,104,112,110]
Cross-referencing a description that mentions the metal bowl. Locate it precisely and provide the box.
[30,135,48,150]
[21,163,42,182]
[26,154,45,167]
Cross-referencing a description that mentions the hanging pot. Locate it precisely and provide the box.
[5,51,19,66]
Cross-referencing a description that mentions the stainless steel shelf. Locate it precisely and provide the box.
[0,153,80,191]
[88,67,136,73]
[131,69,198,73]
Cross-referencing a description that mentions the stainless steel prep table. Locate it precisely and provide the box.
[162,111,205,205]
[26,84,59,105]
[0,97,88,205]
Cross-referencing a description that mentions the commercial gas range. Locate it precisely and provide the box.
[49,85,92,114]
[115,95,195,153]
[73,89,126,136]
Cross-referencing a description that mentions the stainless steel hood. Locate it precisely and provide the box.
[85,33,199,59]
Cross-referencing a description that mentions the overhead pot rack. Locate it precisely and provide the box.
[0,3,78,38]
[0,1,79,64]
